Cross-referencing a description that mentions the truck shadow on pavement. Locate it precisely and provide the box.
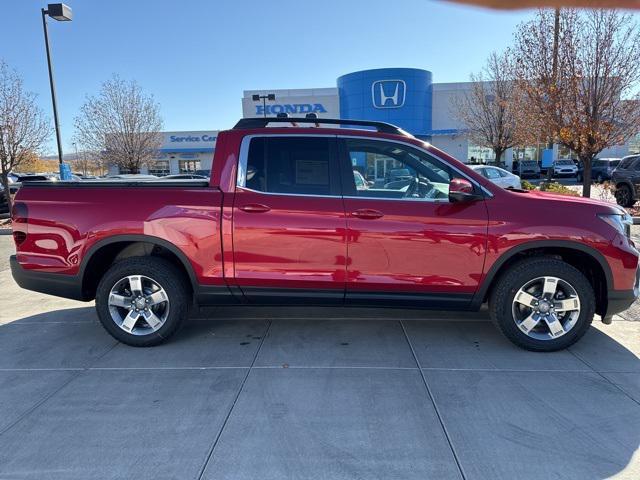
[0,306,639,480]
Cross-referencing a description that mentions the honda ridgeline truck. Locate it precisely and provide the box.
[10,118,640,351]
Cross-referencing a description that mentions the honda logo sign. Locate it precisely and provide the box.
[371,80,406,109]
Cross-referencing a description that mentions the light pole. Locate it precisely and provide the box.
[41,3,72,179]
[252,93,275,118]
[72,141,81,175]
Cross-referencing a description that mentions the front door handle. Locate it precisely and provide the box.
[351,208,384,220]
[239,204,271,213]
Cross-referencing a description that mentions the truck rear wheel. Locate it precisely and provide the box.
[489,257,595,351]
[95,257,190,347]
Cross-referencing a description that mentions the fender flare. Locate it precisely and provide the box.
[79,234,199,294]
[470,239,613,309]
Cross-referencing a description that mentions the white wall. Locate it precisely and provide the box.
[431,82,473,132]
[431,135,469,162]
[242,88,340,119]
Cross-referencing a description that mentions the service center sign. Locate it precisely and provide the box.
[160,131,218,150]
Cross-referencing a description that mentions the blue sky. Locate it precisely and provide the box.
[1,0,533,154]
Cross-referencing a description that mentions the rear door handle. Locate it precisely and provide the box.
[351,208,384,220]
[239,204,271,213]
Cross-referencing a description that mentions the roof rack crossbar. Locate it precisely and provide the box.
[233,117,407,135]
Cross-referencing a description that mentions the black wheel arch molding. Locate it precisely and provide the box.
[470,239,614,310]
[78,234,203,300]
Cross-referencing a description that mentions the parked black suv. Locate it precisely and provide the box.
[612,154,640,207]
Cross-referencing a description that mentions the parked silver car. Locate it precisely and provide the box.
[470,165,522,189]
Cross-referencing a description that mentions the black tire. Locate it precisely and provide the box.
[576,173,582,183]
[489,257,595,352]
[615,184,635,208]
[95,256,190,347]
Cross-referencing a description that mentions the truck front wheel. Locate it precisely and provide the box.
[95,257,190,347]
[489,257,595,351]
[615,184,635,208]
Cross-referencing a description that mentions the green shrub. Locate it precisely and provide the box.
[539,182,580,196]
[520,180,536,190]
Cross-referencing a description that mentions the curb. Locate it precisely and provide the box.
[0,229,12,236]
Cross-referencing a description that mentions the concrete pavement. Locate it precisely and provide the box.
[0,236,639,479]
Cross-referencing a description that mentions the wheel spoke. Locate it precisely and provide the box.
[519,313,540,333]
[128,276,143,295]
[121,310,140,333]
[542,277,558,297]
[108,293,130,308]
[141,310,163,331]
[147,290,168,306]
[544,314,565,338]
[514,291,538,308]
[554,298,580,312]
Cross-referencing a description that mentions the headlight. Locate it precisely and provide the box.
[598,212,633,237]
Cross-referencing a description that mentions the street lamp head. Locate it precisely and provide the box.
[252,94,260,101]
[46,3,72,21]
[267,94,275,101]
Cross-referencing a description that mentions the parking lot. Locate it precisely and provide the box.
[0,234,639,479]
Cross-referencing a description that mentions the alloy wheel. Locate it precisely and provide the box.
[107,275,170,335]
[511,276,581,341]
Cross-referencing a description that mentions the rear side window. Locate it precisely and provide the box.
[484,168,501,179]
[242,137,337,196]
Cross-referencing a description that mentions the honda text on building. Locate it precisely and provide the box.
[10,117,639,351]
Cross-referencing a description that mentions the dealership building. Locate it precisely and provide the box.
[125,67,635,179]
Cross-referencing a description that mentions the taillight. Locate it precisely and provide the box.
[11,202,27,247]
[11,202,27,223]
[13,231,26,245]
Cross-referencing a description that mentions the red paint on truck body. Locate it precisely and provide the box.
[11,126,639,308]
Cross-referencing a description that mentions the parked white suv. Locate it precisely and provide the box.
[553,159,578,177]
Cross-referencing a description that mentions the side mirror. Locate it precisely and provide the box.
[449,178,483,203]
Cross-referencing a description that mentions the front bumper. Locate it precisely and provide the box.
[10,255,85,301]
[603,265,640,323]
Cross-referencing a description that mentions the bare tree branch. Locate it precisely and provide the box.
[512,8,640,197]
[0,60,51,211]
[74,75,163,174]
[452,51,524,165]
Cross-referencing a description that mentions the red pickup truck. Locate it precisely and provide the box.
[10,117,639,351]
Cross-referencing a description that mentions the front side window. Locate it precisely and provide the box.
[242,137,335,196]
[343,139,453,201]
[618,157,636,170]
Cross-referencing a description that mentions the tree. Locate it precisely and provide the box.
[74,75,163,174]
[0,61,50,211]
[513,9,640,197]
[453,52,524,166]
